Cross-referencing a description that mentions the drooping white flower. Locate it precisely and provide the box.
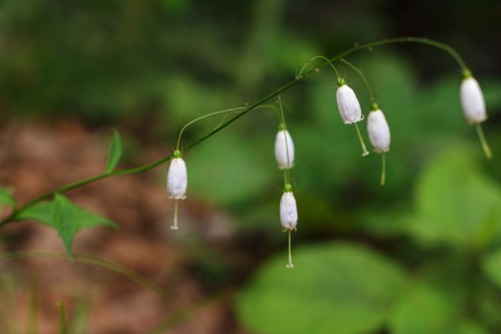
[460,76,487,124]
[280,191,297,231]
[275,129,295,170]
[367,109,391,153]
[167,156,187,200]
[336,84,363,124]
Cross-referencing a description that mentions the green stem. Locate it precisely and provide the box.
[340,58,378,109]
[297,55,342,79]
[0,155,176,227]
[176,106,249,150]
[277,95,287,126]
[0,251,188,317]
[57,301,67,334]
[0,36,470,228]
[331,37,469,73]
[28,279,38,334]
[277,96,292,184]
[475,123,493,159]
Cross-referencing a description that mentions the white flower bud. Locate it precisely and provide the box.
[460,76,487,124]
[367,109,390,153]
[280,191,297,231]
[274,129,295,170]
[167,157,187,200]
[336,84,363,124]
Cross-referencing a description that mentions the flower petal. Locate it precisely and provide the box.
[460,77,487,124]
[275,129,295,170]
[367,109,391,153]
[336,84,363,124]
[167,157,188,199]
[280,191,298,231]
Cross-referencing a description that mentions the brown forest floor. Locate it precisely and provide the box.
[0,119,263,334]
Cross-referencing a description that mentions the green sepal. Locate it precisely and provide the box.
[462,69,472,79]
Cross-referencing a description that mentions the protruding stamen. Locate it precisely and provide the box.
[171,200,179,230]
[354,123,370,157]
[286,230,294,269]
[380,152,386,186]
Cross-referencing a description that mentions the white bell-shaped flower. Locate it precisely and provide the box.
[280,191,298,231]
[460,76,487,124]
[336,84,363,124]
[275,129,295,170]
[167,156,187,200]
[367,109,391,153]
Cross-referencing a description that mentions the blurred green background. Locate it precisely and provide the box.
[1,0,501,333]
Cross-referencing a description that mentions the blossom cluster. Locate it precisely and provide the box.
[164,57,490,268]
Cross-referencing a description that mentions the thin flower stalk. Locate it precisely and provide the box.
[460,71,492,159]
[276,96,295,186]
[341,58,391,184]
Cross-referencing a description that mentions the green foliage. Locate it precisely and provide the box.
[157,74,229,134]
[238,147,501,333]
[390,281,488,334]
[0,1,500,332]
[16,201,53,225]
[189,131,275,206]
[481,248,501,290]
[0,187,16,209]
[52,195,82,259]
[164,51,501,239]
[106,129,123,173]
[237,243,405,334]
[287,52,501,230]
[406,148,501,249]
[16,195,117,259]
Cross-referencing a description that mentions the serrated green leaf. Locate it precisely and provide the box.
[72,205,117,229]
[53,194,80,259]
[16,195,117,259]
[54,194,117,258]
[16,202,54,226]
[237,243,405,334]
[0,187,16,209]
[106,129,123,173]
